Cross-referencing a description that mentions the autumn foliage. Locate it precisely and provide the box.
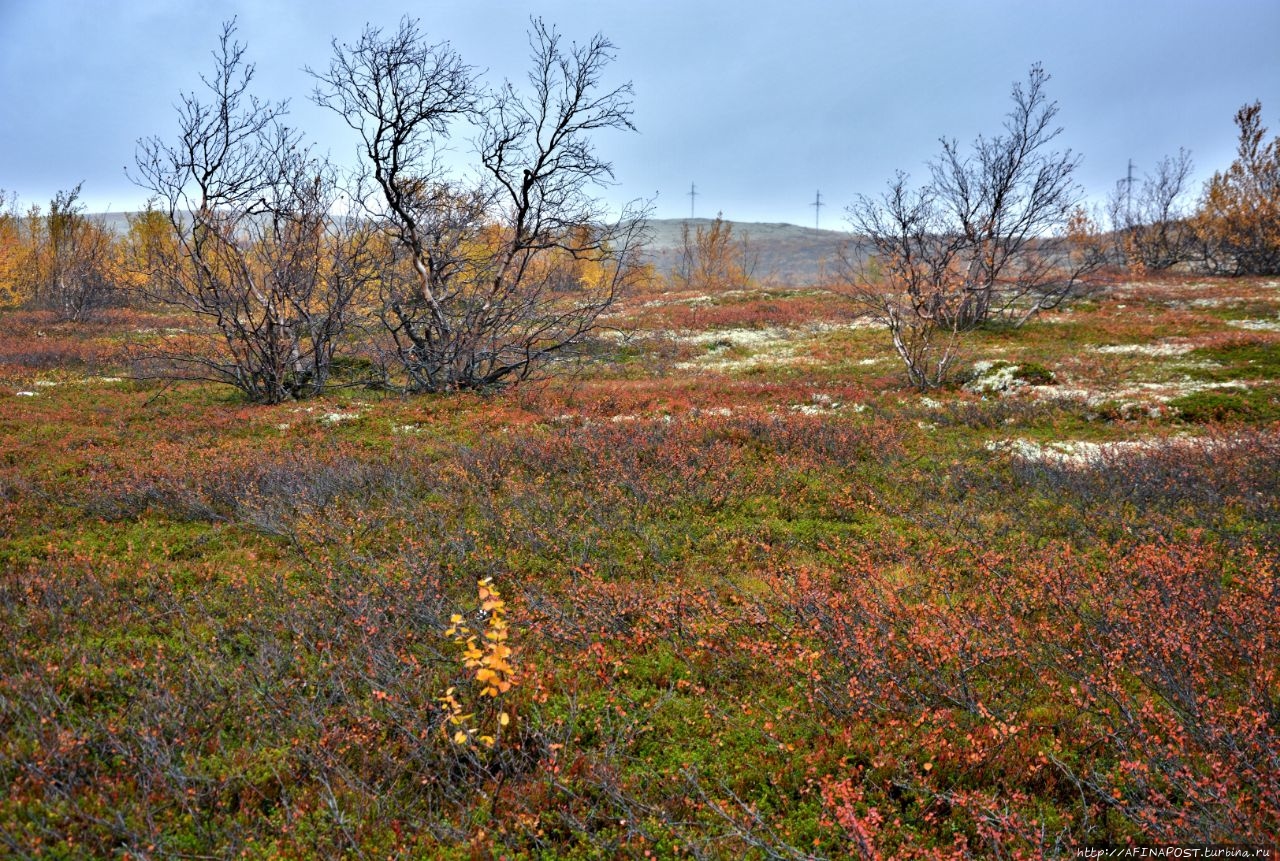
[1195,101,1280,275]
[671,214,758,293]
[0,186,125,318]
[2,281,1278,856]
[2,23,1280,861]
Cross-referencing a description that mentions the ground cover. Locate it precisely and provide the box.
[1,276,1277,857]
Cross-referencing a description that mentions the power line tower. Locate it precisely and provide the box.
[812,190,825,230]
[688,182,698,219]
[1117,159,1135,222]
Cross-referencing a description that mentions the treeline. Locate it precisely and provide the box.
[0,33,1276,402]
[0,185,137,321]
[1109,101,1279,276]
[0,17,648,404]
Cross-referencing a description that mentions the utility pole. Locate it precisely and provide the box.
[812,190,824,230]
[688,182,698,219]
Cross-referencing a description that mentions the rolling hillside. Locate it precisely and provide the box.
[640,217,862,285]
[92,212,862,286]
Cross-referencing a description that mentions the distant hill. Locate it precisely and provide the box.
[93,212,136,235]
[90,212,863,287]
[640,218,863,285]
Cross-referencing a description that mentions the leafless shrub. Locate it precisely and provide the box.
[838,65,1106,389]
[132,21,376,404]
[311,17,649,393]
[1109,149,1197,271]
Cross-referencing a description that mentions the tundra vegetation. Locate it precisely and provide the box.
[838,68,1279,390]
[1,21,1279,861]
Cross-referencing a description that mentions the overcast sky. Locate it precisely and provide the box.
[1,0,1277,226]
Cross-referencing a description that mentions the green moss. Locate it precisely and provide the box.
[1186,338,1280,380]
[1170,386,1280,422]
[1205,301,1280,322]
[1012,361,1057,385]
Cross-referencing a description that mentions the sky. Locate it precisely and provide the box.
[1,0,1277,227]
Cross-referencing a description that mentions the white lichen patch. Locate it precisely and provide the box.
[674,343,812,373]
[640,289,757,308]
[1171,359,1225,372]
[671,320,880,373]
[680,320,877,349]
[1183,297,1244,308]
[1031,378,1247,410]
[788,394,866,416]
[808,319,883,333]
[965,361,1023,394]
[680,326,796,349]
[320,411,361,425]
[1227,319,1280,332]
[33,380,59,387]
[696,353,816,372]
[1092,342,1194,357]
[1136,380,1247,394]
[987,435,1216,468]
[1033,386,1093,402]
[15,391,36,397]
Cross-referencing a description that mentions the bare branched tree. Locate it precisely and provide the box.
[838,65,1105,389]
[839,177,968,389]
[1109,149,1196,272]
[929,65,1103,328]
[312,17,648,393]
[132,21,373,404]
